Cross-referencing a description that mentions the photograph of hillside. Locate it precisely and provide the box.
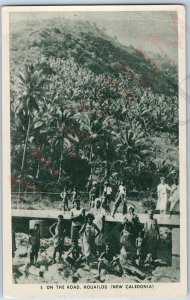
[9,10,181,285]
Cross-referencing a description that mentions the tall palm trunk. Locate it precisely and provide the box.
[58,109,64,183]
[18,113,31,206]
[86,145,93,193]
[106,141,110,179]
[21,113,31,172]
[89,144,93,178]
[58,132,64,182]
[36,161,40,179]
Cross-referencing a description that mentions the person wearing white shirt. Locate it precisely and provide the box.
[103,182,112,213]
[156,177,171,214]
[112,181,127,217]
[169,178,179,217]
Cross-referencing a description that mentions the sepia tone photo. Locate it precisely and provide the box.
[2,5,186,297]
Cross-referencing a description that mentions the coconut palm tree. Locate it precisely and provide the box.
[13,64,46,199]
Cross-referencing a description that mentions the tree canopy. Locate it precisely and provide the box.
[10,18,179,194]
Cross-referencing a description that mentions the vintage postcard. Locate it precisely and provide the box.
[2,5,187,297]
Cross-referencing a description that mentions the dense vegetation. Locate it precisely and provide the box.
[10,18,179,195]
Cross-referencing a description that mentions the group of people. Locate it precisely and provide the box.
[88,180,129,218]
[60,187,79,211]
[13,176,179,281]
[61,180,127,217]
[61,177,179,218]
[156,177,179,215]
[120,207,160,267]
[25,199,161,281]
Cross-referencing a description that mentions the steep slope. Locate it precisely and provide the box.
[10,18,178,96]
[9,17,179,192]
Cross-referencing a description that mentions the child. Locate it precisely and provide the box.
[135,231,145,267]
[120,222,131,246]
[71,188,77,206]
[97,243,123,281]
[89,182,99,208]
[49,215,66,263]
[60,188,69,212]
[120,221,132,260]
[28,228,40,265]
[66,241,84,271]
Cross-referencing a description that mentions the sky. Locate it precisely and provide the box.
[10,11,178,62]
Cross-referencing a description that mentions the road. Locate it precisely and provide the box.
[12,209,180,227]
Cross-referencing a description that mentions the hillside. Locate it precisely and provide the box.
[10,17,179,194]
[10,18,178,96]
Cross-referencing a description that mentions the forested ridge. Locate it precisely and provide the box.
[10,18,179,195]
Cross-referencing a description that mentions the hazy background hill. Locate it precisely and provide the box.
[10,18,178,96]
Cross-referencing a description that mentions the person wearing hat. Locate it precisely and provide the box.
[80,213,100,267]
[97,243,123,281]
[49,215,66,263]
[156,177,171,214]
[144,210,159,260]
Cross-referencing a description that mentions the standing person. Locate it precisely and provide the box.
[135,231,145,267]
[120,221,132,259]
[112,181,127,217]
[144,210,160,260]
[27,228,40,265]
[89,182,99,208]
[70,200,85,244]
[71,187,77,207]
[34,224,40,239]
[90,198,106,255]
[49,215,66,264]
[102,182,112,213]
[89,182,96,208]
[12,231,17,258]
[97,243,123,281]
[125,205,142,245]
[60,188,69,212]
[169,179,179,217]
[28,229,35,265]
[80,213,100,267]
[156,177,171,214]
[33,224,40,263]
